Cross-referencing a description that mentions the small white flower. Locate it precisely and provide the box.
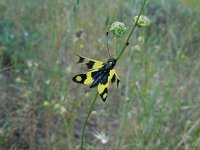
[133,44,141,52]
[15,77,26,83]
[56,60,60,64]
[91,111,97,115]
[34,62,39,68]
[45,79,51,85]
[27,60,33,68]
[135,81,140,89]
[10,34,14,39]
[59,106,67,115]
[24,32,29,37]
[61,96,65,101]
[125,97,130,101]
[93,131,109,144]
[85,92,89,97]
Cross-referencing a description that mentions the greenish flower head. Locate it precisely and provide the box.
[43,101,50,107]
[54,103,61,110]
[138,36,144,45]
[134,15,150,27]
[110,21,127,37]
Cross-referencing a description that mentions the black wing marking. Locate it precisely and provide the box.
[90,70,105,88]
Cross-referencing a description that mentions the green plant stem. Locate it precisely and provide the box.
[116,56,131,149]
[115,37,119,58]
[117,101,130,150]
[116,0,147,60]
[0,66,13,72]
[80,92,98,150]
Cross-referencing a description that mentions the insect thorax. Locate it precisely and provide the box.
[104,58,116,70]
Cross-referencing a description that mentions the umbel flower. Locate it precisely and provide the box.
[110,21,127,37]
[134,15,150,27]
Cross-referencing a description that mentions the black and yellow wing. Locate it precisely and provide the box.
[97,69,120,101]
[72,69,100,85]
[76,55,104,70]
[111,70,120,89]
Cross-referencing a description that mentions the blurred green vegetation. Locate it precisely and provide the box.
[0,0,200,150]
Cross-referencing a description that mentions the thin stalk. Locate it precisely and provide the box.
[80,92,98,150]
[115,37,119,58]
[0,66,13,72]
[116,0,147,61]
[116,56,131,150]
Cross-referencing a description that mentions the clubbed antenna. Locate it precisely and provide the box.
[106,32,112,58]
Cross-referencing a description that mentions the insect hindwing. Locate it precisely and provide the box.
[97,69,114,101]
[111,70,120,89]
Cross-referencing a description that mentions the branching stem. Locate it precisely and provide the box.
[116,0,147,61]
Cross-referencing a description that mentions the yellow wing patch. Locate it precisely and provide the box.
[103,93,107,99]
[84,70,95,84]
[76,76,82,82]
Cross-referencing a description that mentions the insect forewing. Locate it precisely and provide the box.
[77,55,104,69]
[72,69,100,85]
